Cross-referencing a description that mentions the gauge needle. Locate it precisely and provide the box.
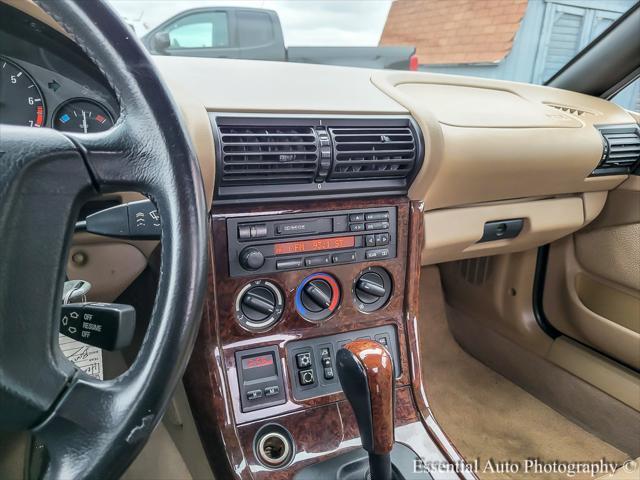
[82,110,88,134]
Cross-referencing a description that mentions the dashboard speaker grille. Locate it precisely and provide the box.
[219,126,319,185]
[328,126,417,180]
[592,125,640,176]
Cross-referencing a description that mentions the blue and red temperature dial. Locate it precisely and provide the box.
[295,273,340,322]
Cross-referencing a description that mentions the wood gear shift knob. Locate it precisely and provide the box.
[336,339,395,479]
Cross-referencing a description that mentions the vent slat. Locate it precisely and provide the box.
[328,124,417,181]
[593,126,640,176]
[219,123,319,186]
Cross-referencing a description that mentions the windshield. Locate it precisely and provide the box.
[108,0,639,110]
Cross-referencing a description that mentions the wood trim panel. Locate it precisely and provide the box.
[184,197,473,479]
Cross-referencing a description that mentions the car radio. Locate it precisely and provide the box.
[227,207,397,277]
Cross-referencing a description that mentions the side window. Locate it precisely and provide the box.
[237,11,274,48]
[164,12,229,49]
[611,78,640,112]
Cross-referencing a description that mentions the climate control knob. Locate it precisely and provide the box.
[235,280,283,330]
[239,247,265,271]
[353,267,392,312]
[296,273,340,322]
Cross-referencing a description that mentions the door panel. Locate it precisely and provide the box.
[544,177,640,369]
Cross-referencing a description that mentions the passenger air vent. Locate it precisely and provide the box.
[328,125,417,180]
[218,125,319,185]
[592,125,640,176]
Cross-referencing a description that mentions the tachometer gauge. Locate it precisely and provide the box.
[0,57,45,127]
[54,99,114,133]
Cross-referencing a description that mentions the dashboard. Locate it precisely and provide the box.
[0,3,118,133]
[3,1,639,479]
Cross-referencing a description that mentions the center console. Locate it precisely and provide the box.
[183,197,461,479]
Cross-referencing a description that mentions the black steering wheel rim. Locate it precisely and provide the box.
[0,1,208,478]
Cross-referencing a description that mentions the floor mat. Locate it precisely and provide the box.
[418,267,628,480]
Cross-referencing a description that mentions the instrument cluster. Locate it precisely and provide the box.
[0,3,119,133]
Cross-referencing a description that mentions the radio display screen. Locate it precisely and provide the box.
[241,353,277,381]
[274,236,355,256]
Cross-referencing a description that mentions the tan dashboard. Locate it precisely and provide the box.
[13,0,636,288]
[154,55,636,266]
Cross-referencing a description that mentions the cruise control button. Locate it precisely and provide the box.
[365,248,390,260]
[247,389,263,401]
[296,352,312,368]
[264,385,280,397]
[299,369,315,386]
[365,212,389,221]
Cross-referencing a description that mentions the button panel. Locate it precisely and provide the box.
[227,207,397,277]
[236,345,286,412]
[286,325,400,401]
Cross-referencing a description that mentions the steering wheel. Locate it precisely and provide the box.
[0,1,208,478]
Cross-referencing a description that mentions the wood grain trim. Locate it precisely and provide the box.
[343,339,395,454]
[405,200,478,479]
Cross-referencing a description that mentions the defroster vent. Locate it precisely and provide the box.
[329,126,417,180]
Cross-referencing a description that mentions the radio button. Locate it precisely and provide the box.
[365,212,389,221]
[375,233,390,246]
[349,223,365,232]
[366,221,389,231]
[305,255,331,267]
[238,226,251,239]
[365,248,390,260]
[253,224,268,238]
[365,234,376,247]
[349,213,365,222]
[276,258,302,270]
[332,251,356,264]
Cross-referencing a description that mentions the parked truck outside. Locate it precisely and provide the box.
[141,7,418,71]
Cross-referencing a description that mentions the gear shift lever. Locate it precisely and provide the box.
[336,339,395,480]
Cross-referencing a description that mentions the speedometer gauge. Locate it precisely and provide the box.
[0,57,45,127]
[53,99,114,133]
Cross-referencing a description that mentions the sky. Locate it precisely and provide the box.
[106,0,393,46]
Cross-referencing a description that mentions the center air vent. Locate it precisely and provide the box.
[328,126,417,180]
[592,125,640,176]
[212,115,423,203]
[218,125,319,185]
